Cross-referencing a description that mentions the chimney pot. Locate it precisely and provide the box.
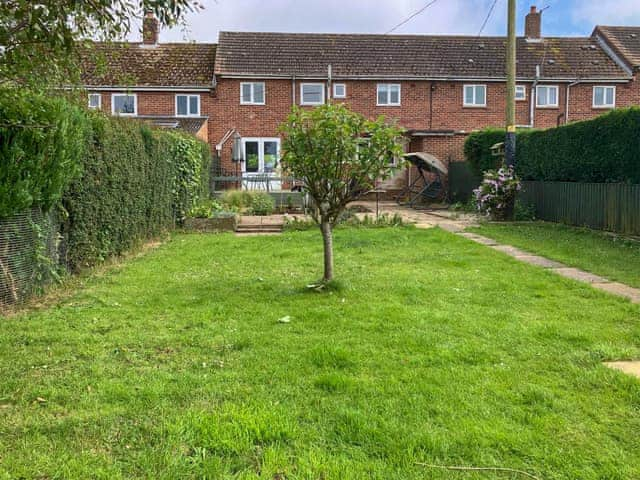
[142,11,159,45]
[525,5,542,40]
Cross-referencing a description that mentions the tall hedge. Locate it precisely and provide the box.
[0,89,211,271]
[464,108,640,183]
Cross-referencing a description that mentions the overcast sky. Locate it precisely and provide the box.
[131,0,640,43]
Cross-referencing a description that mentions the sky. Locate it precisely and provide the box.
[131,0,640,43]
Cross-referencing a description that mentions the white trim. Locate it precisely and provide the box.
[515,85,527,101]
[175,94,201,117]
[300,82,325,105]
[85,86,211,92]
[215,74,634,83]
[111,93,137,116]
[88,93,101,109]
[240,82,266,105]
[241,137,281,174]
[592,85,616,108]
[333,83,346,98]
[535,85,559,108]
[376,83,401,106]
[463,84,487,107]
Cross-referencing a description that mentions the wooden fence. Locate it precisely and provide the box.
[520,181,640,235]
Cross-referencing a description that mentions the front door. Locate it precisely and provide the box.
[242,138,281,191]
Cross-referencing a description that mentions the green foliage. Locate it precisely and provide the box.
[463,128,505,178]
[0,1,201,88]
[189,200,223,219]
[247,192,275,216]
[220,190,255,210]
[0,90,86,217]
[280,103,405,226]
[474,166,521,220]
[464,109,640,183]
[513,199,536,221]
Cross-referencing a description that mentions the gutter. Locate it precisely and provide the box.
[82,85,213,92]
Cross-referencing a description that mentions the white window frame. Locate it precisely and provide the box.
[535,85,559,108]
[592,85,616,108]
[241,137,281,174]
[111,93,137,116]
[463,84,487,107]
[333,83,346,98]
[175,94,201,117]
[300,83,325,105]
[240,82,266,105]
[377,84,401,106]
[515,85,527,101]
[88,93,101,110]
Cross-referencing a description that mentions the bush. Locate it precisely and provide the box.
[464,108,640,183]
[220,190,254,210]
[473,166,521,220]
[189,200,223,219]
[0,90,87,217]
[463,128,505,178]
[248,192,275,216]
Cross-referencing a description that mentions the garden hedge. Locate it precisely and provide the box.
[464,108,640,183]
[0,89,211,271]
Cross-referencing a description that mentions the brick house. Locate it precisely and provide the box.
[80,7,640,194]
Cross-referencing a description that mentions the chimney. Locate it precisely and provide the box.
[142,11,159,45]
[525,6,542,40]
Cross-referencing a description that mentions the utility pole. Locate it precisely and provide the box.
[505,0,517,167]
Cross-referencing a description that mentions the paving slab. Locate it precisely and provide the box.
[592,282,640,303]
[459,233,499,246]
[604,361,640,378]
[514,255,566,269]
[490,244,529,257]
[553,267,610,284]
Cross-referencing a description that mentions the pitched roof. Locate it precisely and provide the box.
[215,31,629,80]
[594,26,640,70]
[138,116,208,135]
[79,42,216,88]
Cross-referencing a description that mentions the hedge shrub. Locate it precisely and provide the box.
[464,108,640,183]
[0,90,86,217]
[0,89,211,271]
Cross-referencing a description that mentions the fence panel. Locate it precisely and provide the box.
[448,161,481,203]
[520,181,640,235]
[0,209,61,307]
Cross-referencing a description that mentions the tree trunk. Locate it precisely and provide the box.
[320,220,334,282]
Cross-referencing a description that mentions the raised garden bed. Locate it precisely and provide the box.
[183,213,237,233]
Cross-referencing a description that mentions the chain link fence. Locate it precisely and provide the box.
[0,208,63,308]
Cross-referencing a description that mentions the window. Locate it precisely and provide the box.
[377,84,401,106]
[536,85,559,107]
[593,86,615,108]
[240,82,265,105]
[242,138,280,174]
[300,83,325,105]
[88,93,101,109]
[333,83,346,98]
[176,94,200,116]
[112,93,137,116]
[515,85,527,101]
[463,84,486,107]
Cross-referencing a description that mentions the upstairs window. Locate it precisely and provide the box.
[112,93,137,116]
[536,85,558,107]
[515,85,527,101]
[88,93,101,109]
[463,84,486,107]
[300,83,325,105]
[176,94,200,116]
[241,82,265,105]
[593,86,615,108]
[333,83,346,98]
[377,84,401,106]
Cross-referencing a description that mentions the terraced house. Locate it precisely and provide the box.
[80,7,640,194]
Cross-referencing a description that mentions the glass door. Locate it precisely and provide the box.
[242,138,281,190]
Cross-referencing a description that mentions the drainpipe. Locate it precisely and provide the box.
[528,65,541,128]
[429,82,435,130]
[565,80,580,124]
[292,75,296,106]
[327,64,332,104]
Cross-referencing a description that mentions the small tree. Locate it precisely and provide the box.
[280,103,404,282]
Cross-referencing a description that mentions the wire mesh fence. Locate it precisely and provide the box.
[0,208,62,308]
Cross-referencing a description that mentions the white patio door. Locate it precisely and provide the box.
[242,138,281,190]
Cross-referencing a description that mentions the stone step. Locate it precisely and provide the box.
[235,224,283,233]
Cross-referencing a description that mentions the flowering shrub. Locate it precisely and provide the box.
[473,166,521,220]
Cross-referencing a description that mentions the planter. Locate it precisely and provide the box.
[183,214,238,233]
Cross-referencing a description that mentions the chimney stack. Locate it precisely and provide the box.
[525,6,542,40]
[142,11,159,45]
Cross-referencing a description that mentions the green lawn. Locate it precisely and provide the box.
[468,222,640,288]
[1,227,639,479]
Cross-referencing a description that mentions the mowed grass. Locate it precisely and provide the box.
[468,221,640,288]
[1,227,640,479]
